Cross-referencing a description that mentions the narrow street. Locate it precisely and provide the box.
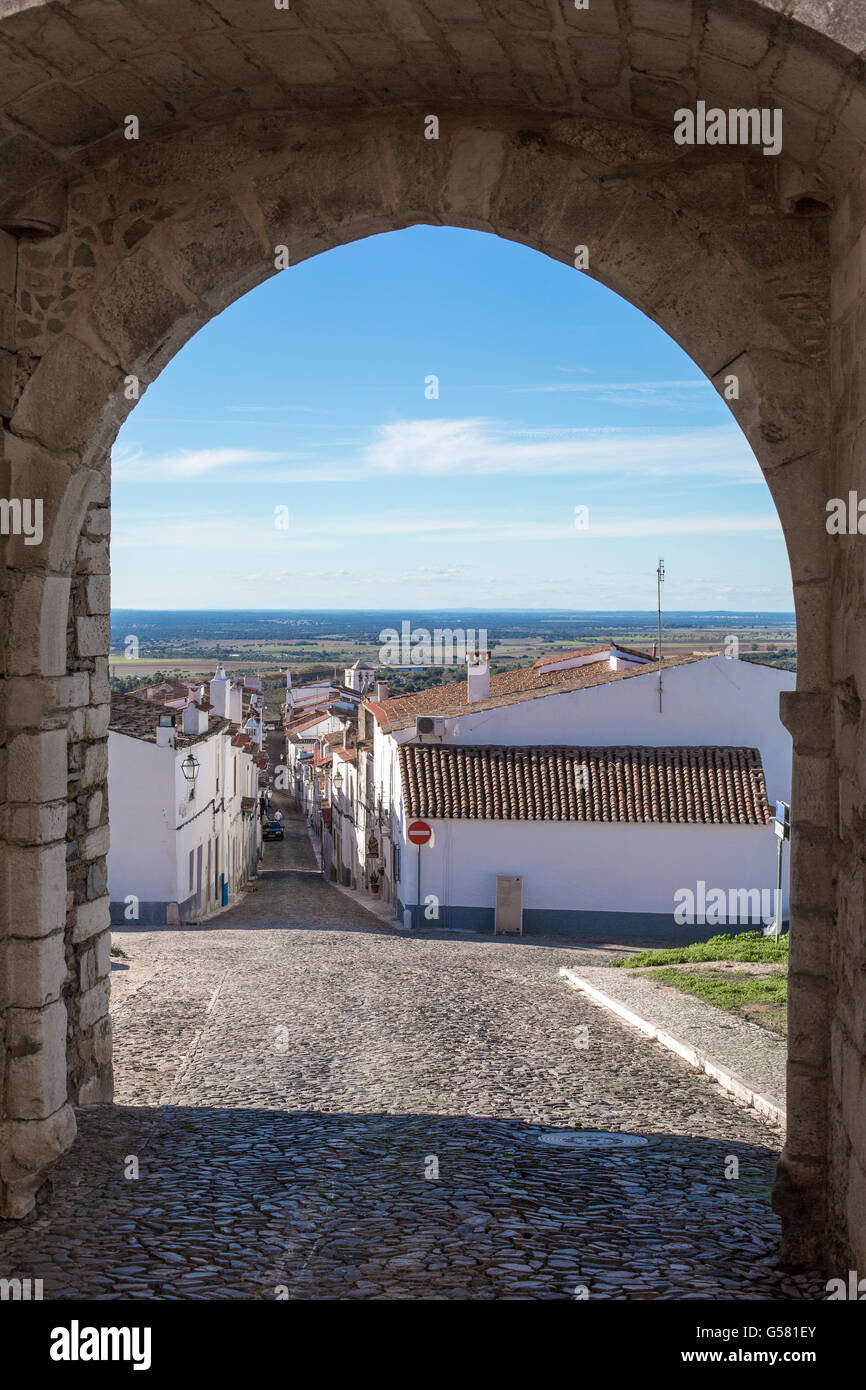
[0,805,820,1299]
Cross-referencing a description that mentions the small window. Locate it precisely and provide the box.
[189,849,194,891]
[392,844,401,884]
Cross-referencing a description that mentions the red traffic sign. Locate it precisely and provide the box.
[407,820,433,846]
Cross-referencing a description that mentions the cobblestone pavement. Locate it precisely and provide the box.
[0,806,825,1300]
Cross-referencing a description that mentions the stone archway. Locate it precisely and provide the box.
[0,0,863,1275]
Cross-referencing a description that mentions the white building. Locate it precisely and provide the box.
[108,664,267,925]
[359,643,795,938]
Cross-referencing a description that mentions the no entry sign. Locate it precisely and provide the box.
[407,820,432,846]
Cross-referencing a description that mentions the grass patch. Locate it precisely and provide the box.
[612,930,788,968]
[637,966,788,1034]
[110,944,127,959]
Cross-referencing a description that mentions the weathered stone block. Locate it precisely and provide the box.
[1,1104,76,1218]
[76,615,109,659]
[7,728,67,802]
[72,895,110,944]
[0,227,16,296]
[702,10,771,66]
[82,741,108,788]
[162,194,264,306]
[5,674,84,729]
[85,507,110,537]
[77,977,111,1032]
[11,337,122,454]
[4,842,66,937]
[5,932,65,1008]
[7,575,71,677]
[6,999,68,1118]
[7,801,67,846]
[85,575,110,615]
[89,251,193,369]
[630,0,693,38]
[442,128,506,224]
[90,658,110,703]
[86,789,103,830]
[82,823,109,860]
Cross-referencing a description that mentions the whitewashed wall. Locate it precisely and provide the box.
[107,732,176,904]
[372,655,794,935]
[109,727,259,922]
[395,819,787,934]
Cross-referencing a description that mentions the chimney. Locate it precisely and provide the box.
[374,681,389,702]
[209,662,231,718]
[467,651,490,703]
[182,700,208,735]
[651,643,657,660]
[156,716,176,748]
[229,682,243,726]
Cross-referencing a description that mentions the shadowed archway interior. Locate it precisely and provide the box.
[0,0,864,1275]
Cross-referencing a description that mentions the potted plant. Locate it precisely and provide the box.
[369,871,380,895]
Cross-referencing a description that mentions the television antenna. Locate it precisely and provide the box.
[657,557,664,714]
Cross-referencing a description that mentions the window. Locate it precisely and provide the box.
[392,844,401,885]
[189,849,194,892]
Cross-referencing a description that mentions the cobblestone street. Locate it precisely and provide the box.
[0,809,823,1300]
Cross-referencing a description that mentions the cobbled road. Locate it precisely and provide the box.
[0,801,824,1300]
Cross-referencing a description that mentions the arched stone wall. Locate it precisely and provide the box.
[0,0,862,1273]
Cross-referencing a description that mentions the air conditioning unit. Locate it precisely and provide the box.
[415,716,444,739]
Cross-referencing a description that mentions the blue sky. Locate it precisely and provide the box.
[112,225,792,611]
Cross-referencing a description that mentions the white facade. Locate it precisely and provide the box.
[371,655,794,937]
[108,670,264,926]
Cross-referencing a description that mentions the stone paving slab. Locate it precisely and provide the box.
[560,966,787,1128]
[0,808,825,1301]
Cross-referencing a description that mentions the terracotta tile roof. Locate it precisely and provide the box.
[398,743,771,825]
[286,708,331,734]
[375,652,707,728]
[109,693,230,748]
[333,746,358,763]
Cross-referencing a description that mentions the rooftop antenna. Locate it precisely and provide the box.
[657,556,665,713]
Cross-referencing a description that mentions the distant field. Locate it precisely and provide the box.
[110,610,797,717]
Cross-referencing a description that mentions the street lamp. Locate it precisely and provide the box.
[181,753,200,783]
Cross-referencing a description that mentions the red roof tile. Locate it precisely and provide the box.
[375,652,707,728]
[398,743,771,825]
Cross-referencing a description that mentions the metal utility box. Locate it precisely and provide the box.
[495,875,523,935]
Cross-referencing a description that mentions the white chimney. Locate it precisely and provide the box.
[182,701,208,735]
[374,681,389,702]
[156,717,176,748]
[467,652,490,703]
[209,662,231,718]
[229,682,243,725]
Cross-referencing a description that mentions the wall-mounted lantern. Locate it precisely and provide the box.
[181,753,200,783]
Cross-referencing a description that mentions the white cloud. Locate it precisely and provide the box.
[112,444,287,481]
[363,418,761,481]
[113,416,763,486]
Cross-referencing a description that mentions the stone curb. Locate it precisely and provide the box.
[558,967,786,1131]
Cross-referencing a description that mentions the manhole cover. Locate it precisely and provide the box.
[536,1131,648,1151]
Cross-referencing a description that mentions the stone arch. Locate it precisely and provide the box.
[0,0,863,1274]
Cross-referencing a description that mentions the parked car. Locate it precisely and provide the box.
[263,819,284,841]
